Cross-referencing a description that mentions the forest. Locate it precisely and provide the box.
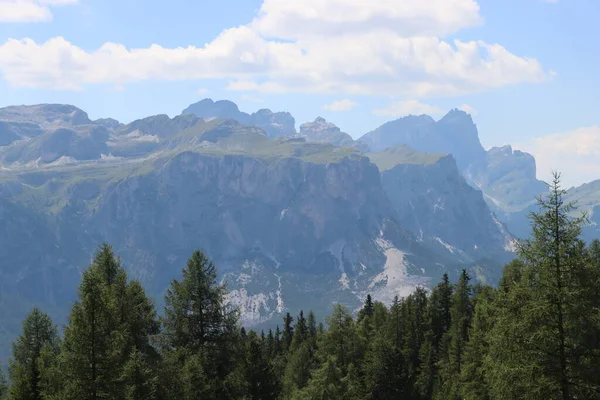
[1,174,599,400]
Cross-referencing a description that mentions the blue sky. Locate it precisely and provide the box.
[0,0,598,186]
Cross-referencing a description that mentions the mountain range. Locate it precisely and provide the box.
[0,98,598,361]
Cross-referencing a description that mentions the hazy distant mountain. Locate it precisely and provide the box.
[182,98,296,138]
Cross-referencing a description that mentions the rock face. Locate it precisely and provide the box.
[358,110,549,235]
[0,100,530,361]
[369,147,514,262]
[358,110,486,172]
[182,99,296,138]
[299,117,356,147]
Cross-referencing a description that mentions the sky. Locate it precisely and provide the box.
[0,0,598,187]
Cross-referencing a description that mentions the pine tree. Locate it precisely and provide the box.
[460,285,495,400]
[121,348,158,400]
[282,313,294,353]
[321,304,360,373]
[162,250,241,398]
[8,308,59,400]
[417,274,454,399]
[244,332,280,399]
[60,259,117,400]
[59,244,159,400]
[282,342,313,396]
[437,270,473,399]
[298,357,345,399]
[0,370,7,400]
[486,173,597,399]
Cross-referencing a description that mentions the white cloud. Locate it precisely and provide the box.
[322,99,357,112]
[373,100,444,117]
[252,0,482,39]
[0,0,76,23]
[517,126,600,187]
[240,94,264,103]
[458,103,477,116]
[0,0,549,96]
[197,87,209,94]
[39,0,77,4]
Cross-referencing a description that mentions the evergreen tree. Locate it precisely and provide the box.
[321,304,360,373]
[121,348,158,400]
[8,308,59,400]
[162,250,241,398]
[60,256,118,399]
[437,270,473,399]
[460,285,495,400]
[0,370,7,400]
[282,342,313,396]
[244,332,279,400]
[486,173,597,399]
[298,357,346,400]
[282,313,294,353]
[417,275,453,399]
[59,244,159,400]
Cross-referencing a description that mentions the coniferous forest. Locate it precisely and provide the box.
[1,174,600,400]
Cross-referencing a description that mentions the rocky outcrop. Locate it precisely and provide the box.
[182,98,296,138]
[298,117,358,148]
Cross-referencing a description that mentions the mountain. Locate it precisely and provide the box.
[299,117,358,147]
[566,179,600,242]
[368,146,514,267]
[182,98,296,138]
[0,104,92,128]
[0,100,521,361]
[358,109,550,235]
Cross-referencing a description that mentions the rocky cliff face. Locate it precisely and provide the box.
[357,110,549,234]
[358,110,486,172]
[369,147,514,262]
[0,146,451,329]
[0,100,530,361]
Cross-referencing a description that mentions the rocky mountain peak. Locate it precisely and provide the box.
[299,117,356,148]
[0,104,92,129]
[181,99,296,139]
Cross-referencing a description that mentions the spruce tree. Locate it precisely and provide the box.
[8,308,59,400]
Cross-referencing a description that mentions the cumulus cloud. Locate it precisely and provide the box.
[0,0,76,23]
[517,126,600,187]
[0,0,549,95]
[322,99,357,111]
[373,100,444,117]
[458,103,477,116]
[252,0,482,39]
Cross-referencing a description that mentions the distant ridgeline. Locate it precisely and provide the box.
[0,99,599,369]
[1,176,600,399]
